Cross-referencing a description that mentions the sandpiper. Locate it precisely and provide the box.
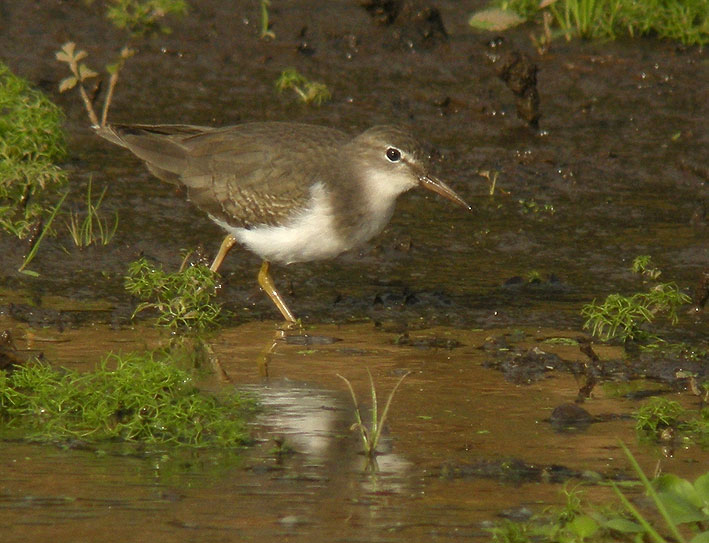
[96,122,471,322]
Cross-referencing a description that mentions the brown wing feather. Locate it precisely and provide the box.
[96,122,348,228]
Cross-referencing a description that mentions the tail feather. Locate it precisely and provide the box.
[94,124,203,183]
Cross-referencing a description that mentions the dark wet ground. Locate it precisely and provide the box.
[0,1,708,541]
[1,0,707,329]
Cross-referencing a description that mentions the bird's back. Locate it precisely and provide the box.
[96,122,350,228]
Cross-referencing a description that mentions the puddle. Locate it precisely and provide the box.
[2,319,709,542]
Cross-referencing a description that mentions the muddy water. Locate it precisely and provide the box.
[6,318,707,543]
[1,319,708,542]
[0,1,708,541]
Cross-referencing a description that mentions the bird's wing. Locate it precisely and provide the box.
[179,123,347,228]
[97,123,347,228]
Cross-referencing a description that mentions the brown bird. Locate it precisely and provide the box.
[96,122,471,322]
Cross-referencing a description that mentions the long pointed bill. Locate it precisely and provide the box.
[419,175,472,211]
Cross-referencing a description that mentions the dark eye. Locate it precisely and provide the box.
[386,147,402,162]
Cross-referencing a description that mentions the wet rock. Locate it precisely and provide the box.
[549,402,594,432]
[691,269,709,311]
[358,0,447,49]
[484,37,541,128]
[439,458,585,484]
[483,346,564,384]
[0,330,29,371]
[393,332,463,349]
[283,334,342,346]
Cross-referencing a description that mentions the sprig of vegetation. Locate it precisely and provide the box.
[0,351,253,448]
[634,397,686,441]
[57,42,135,127]
[337,369,410,457]
[124,256,225,331]
[633,396,709,447]
[484,0,708,46]
[582,283,690,343]
[581,257,690,344]
[488,445,709,543]
[67,177,119,248]
[632,255,662,281]
[276,68,332,106]
[17,190,69,276]
[0,62,68,240]
[104,0,188,36]
[260,0,275,39]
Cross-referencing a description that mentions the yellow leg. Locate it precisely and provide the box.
[258,260,297,323]
[210,234,237,273]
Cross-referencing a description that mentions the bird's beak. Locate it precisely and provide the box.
[419,175,472,212]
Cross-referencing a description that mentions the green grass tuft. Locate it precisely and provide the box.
[124,256,226,331]
[0,61,68,240]
[0,351,254,448]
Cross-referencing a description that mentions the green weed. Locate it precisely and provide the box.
[581,257,690,344]
[260,0,275,39]
[57,41,135,127]
[103,0,188,36]
[124,256,225,331]
[0,351,254,448]
[337,369,410,457]
[632,255,663,281]
[634,397,686,441]
[0,62,68,240]
[611,442,709,543]
[488,0,708,46]
[276,68,332,106]
[67,177,119,248]
[633,396,709,447]
[488,445,709,543]
[17,190,69,276]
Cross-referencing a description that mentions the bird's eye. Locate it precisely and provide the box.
[386,147,402,162]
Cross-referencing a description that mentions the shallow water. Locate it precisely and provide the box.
[2,319,708,542]
[0,1,708,541]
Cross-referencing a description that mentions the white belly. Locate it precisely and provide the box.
[211,182,343,265]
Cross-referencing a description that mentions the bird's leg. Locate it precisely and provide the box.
[210,234,237,273]
[258,260,297,323]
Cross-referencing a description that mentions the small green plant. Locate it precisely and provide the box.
[16,191,69,276]
[57,41,135,127]
[260,0,275,39]
[276,68,332,106]
[581,286,688,343]
[542,0,616,40]
[632,255,662,281]
[519,199,556,215]
[488,0,708,46]
[581,258,690,343]
[633,396,709,447]
[611,442,709,543]
[488,444,709,543]
[57,1,185,126]
[634,397,685,441]
[67,177,119,248]
[0,351,253,448]
[0,61,68,240]
[337,369,410,457]
[124,256,225,331]
[103,0,188,36]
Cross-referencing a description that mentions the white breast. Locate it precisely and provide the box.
[213,182,346,265]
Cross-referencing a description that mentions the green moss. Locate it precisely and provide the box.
[124,257,226,331]
[0,61,68,239]
[0,351,254,448]
[104,0,188,36]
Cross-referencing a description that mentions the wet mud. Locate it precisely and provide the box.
[0,1,708,541]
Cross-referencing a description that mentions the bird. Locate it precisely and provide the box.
[95,122,471,322]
